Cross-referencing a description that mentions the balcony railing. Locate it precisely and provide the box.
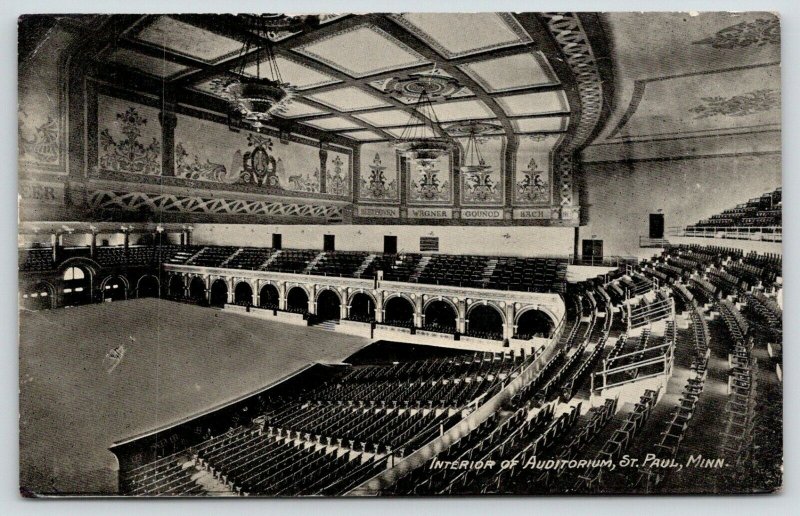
[668,226,782,243]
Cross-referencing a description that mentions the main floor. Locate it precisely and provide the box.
[19,298,370,495]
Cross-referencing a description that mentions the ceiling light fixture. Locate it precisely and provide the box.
[392,68,454,163]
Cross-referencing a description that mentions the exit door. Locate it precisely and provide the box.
[582,239,604,263]
[649,214,665,239]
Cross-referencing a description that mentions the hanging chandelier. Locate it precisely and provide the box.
[213,14,316,127]
[449,120,502,174]
[392,71,454,163]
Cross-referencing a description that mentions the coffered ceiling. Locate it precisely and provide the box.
[83,13,591,145]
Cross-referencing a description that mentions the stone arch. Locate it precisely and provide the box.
[61,263,94,306]
[136,275,160,298]
[20,281,56,311]
[286,286,309,314]
[209,279,228,307]
[348,291,376,322]
[422,298,458,333]
[234,281,254,305]
[100,274,129,301]
[259,283,280,309]
[514,307,556,339]
[383,294,415,327]
[316,288,342,321]
[466,302,505,340]
[189,276,207,303]
[168,275,185,299]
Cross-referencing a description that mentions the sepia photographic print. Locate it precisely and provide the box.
[18,11,782,497]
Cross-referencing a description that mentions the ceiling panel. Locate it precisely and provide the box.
[391,13,531,59]
[384,125,437,138]
[495,90,570,117]
[278,100,330,118]
[293,25,429,78]
[341,130,385,141]
[305,86,391,112]
[353,109,419,127]
[301,116,364,130]
[107,48,192,78]
[423,99,495,122]
[512,116,569,133]
[135,16,242,63]
[242,56,340,90]
[459,52,559,93]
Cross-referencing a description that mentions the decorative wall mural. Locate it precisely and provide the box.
[459,135,504,205]
[693,18,780,49]
[326,155,349,196]
[515,157,549,204]
[689,89,779,119]
[99,106,162,175]
[409,157,451,204]
[359,144,399,202]
[19,115,59,164]
[172,114,346,196]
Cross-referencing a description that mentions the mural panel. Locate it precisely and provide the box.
[458,136,504,206]
[407,153,453,205]
[358,142,399,203]
[18,28,74,172]
[97,95,162,175]
[173,114,351,197]
[514,134,557,206]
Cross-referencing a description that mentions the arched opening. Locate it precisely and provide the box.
[20,282,54,311]
[168,275,184,299]
[259,284,280,309]
[316,289,341,321]
[136,275,160,298]
[467,304,505,340]
[101,275,128,302]
[423,300,457,334]
[189,277,206,304]
[515,309,555,340]
[62,266,91,306]
[234,282,253,306]
[209,279,228,307]
[384,296,415,328]
[286,287,309,314]
[348,293,375,322]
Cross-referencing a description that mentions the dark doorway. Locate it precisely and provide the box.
[102,275,127,302]
[384,296,414,327]
[582,239,604,263]
[384,235,398,255]
[649,213,665,239]
[272,233,282,250]
[515,310,555,340]
[423,300,457,333]
[349,293,376,322]
[324,234,335,252]
[169,275,184,299]
[189,277,206,303]
[209,279,228,307]
[467,304,504,340]
[137,275,160,298]
[260,284,280,309]
[234,282,253,306]
[21,283,54,311]
[286,287,309,314]
[317,290,341,321]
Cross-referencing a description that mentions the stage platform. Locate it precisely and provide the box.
[19,298,370,496]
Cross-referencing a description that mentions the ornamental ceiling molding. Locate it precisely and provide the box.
[539,12,604,153]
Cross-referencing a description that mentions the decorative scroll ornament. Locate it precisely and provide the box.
[689,89,779,119]
[99,107,161,175]
[384,72,462,102]
[693,18,780,49]
[361,153,398,200]
[175,142,235,183]
[19,116,59,163]
[410,160,450,202]
[240,133,278,186]
[326,155,348,196]
[516,158,549,203]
